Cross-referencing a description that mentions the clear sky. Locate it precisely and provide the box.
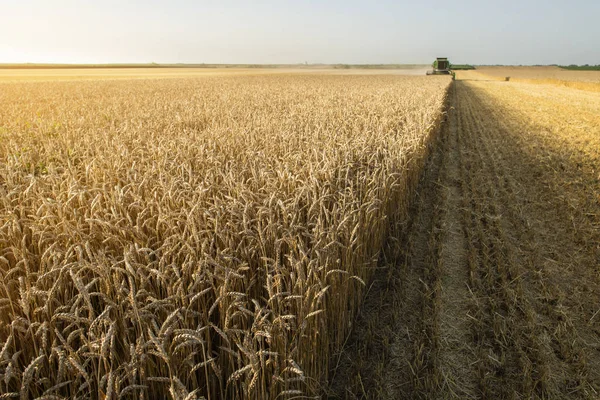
[1,0,598,65]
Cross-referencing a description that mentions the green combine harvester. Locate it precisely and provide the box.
[427,57,456,79]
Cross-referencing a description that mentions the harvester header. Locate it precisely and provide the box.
[427,57,455,79]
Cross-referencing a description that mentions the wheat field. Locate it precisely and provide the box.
[0,73,451,399]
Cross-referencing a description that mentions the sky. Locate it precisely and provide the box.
[1,0,599,65]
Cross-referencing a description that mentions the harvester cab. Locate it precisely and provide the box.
[427,57,456,79]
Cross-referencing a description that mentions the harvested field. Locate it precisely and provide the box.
[469,67,600,92]
[332,74,600,398]
[0,72,451,399]
[474,66,600,82]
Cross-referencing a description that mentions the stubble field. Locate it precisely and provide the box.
[470,66,600,92]
[474,66,600,82]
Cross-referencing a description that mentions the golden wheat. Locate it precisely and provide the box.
[0,73,451,399]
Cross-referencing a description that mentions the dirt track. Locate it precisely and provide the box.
[331,78,600,399]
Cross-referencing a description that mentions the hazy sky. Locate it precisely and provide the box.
[1,0,598,65]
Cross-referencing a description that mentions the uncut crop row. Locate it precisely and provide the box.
[0,74,451,399]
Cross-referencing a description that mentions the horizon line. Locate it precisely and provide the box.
[0,62,587,70]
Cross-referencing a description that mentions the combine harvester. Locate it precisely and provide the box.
[427,57,456,79]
